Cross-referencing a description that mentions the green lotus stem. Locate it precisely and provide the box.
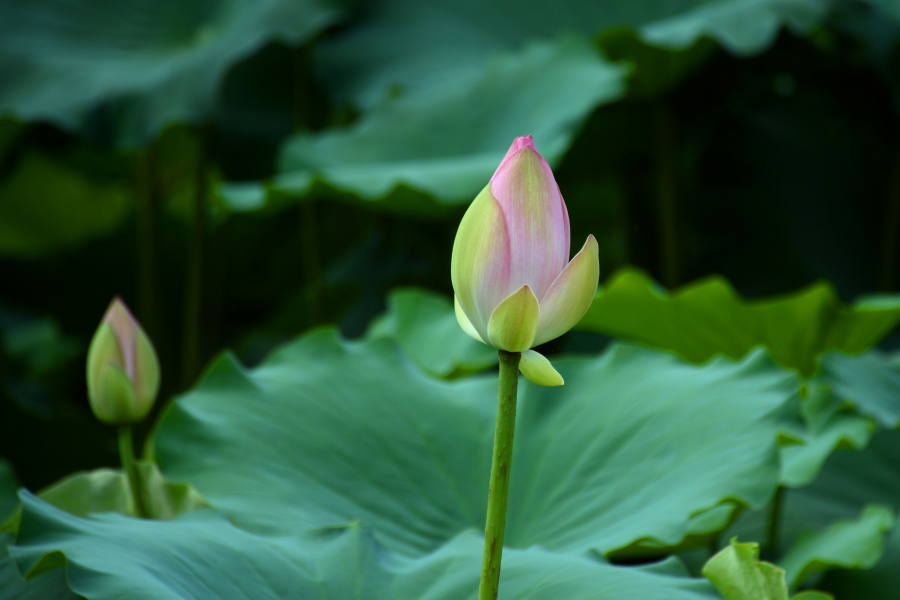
[655,103,681,288]
[766,484,785,555]
[479,350,522,600]
[136,152,159,341]
[301,200,322,325]
[181,138,208,388]
[879,148,900,291]
[118,426,147,519]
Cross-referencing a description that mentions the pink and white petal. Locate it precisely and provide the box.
[491,135,537,179]
[519,349,564,387]
[451,184,511,339]
[532,235,599,347]
[487,285,540,352]
[455,295,485,344]
[103,297,138,381]
[490,141,569,300]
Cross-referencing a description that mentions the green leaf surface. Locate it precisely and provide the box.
[597,29,718,98]
[0,0,344,146]
[785,430,900,598]
[730,429,900,598]
[10,493,720,600]
[0,534,78,600]
[152,328,798,560]
[779,382,874,488]
[780,504,896,587]
[1,315,80,378]
[822,524,900,599]
[316,0,831,109]
[819,350,900,428]
[365,288,497,378]
[0,150,132,257]
[577,268,900,376]
[34,462,207,522]
[262,37,626,214]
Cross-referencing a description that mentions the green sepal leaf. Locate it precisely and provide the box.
[518,350,564,386]
[487,285,540,352]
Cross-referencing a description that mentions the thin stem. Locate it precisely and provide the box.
[301,201,322,325]
[136,151,159,341]
[181,136,208,388]
[879,146,900,291]
[479,350,522,600]
[118,427,147,519]
[655,103,681,288]
[767,485,785,556]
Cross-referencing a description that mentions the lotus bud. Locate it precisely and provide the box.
[86,297,160,425]
[451,136,598,386]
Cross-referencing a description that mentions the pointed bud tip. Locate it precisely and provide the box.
[511,135,536,152]
[493,136,546,182]
[103,296,136,326]
[507,136,543,162]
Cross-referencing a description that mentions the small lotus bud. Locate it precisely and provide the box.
[86,297,160,425]
[451,136,599,385]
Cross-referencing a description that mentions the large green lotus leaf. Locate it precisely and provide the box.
[818,350,900,428]
[1,534,77,600]
[257,37,626,215]
[10,493,720,600]
[596,29,718,98]
[0,0,344,147]
[789,430,900,598]
[37,463,208,522]
[315,0,830,109]
[365,288,497,378]
[780,504,896,588]
[0,461,16,525]
[779,383,874,489]
[821,524,900,599]
[151,328,798,560]
[729,430,900,598]
[2,462,209,537]
[576,268,900,376]
[0,149,132,257]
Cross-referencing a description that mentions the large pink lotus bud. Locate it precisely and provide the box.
[451,136,599,386]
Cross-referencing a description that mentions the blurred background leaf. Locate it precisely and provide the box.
[0,0,347,147]
[4,0,900,596]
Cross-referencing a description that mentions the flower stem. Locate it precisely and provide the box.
[479,350,521,600]
[118,426,147,519]
[181,132,208,389]
[766,484,785,556]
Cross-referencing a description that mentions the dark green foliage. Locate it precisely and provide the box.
[3,0,900,597]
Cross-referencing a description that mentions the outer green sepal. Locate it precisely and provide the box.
[519,350,563,386]
[487,285,540,352]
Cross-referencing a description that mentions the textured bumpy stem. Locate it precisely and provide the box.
[118,427,146,519]
[479,350,522,600]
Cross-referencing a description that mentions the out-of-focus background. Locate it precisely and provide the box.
[1,0,898,490]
